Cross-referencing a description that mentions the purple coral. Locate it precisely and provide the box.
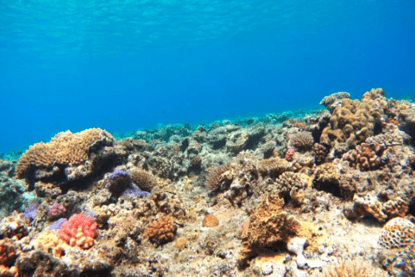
[23,203,39,219]
[49,218,68,231]
[124,183,150,198]
[107,169,132,197]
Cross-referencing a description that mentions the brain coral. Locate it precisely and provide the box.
[16,128,114,191]
[58,214,98,249]
[378,217,415,249]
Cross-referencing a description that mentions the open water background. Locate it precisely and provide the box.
[0,0,414,153]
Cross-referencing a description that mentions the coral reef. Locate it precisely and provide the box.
[1,87,414,276]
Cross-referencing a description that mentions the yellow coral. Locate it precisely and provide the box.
[35,231,65,257]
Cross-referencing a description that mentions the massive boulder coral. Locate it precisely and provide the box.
[16,128,115,194]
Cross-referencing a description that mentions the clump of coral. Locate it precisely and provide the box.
[238,194,301,264]
[58,214,98,249]
[143,216,176,245]
[16,128,115,194]
[128,167,157,192]
[107,169,132,197]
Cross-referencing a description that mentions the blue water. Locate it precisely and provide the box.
[0,0,414,153]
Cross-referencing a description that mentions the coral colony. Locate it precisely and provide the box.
[1,88,415,276]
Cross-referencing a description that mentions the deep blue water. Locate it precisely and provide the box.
[0,0,414,153]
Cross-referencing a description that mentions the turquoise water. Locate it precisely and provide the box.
[0,0,414,153]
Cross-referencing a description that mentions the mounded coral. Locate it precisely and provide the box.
[289,132,314,151]
[107,169,132,197]
[202,214,219,228]
[378,217,415,249]
[205,162,233,191]
[128,167,157,192]
[16,128,115,193]
[35,231,65,257]
[58,214,98,249]
[143,216,176,245]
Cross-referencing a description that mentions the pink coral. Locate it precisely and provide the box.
[285,149,295,161]
[58,214,98,249]
[48,203,66,219]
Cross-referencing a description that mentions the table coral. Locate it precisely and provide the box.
[143,216,176,245]
[15,128,114,191]
[58,214,98,249]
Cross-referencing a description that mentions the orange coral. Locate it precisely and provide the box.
[0,239,17,267]
[143,216,176,245]
[202,214,219,227]
[0,265,18,277]
[342,143,384,170]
